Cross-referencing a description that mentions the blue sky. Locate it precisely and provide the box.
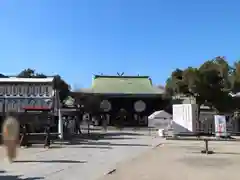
[0,0,240,89]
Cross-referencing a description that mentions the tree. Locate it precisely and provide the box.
[18,68,35,78]
[231,61,240,93]
[165,57,234,114]
[74,93,101,135]
[53,75,70,102]
[74,92,102,116]
[35,73,47,78]
[0,73,8,78]
[214,56,232,91]
[165,68,186,95]
[18,68,48,78]
[229,61,240,114]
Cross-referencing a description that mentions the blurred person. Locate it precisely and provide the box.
[75,116,82,134]
[2,115,20,163]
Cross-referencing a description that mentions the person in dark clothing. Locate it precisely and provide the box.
[44,123,51,148]
[75,117,82,134]
[117,108,127,129]
[20,124,30,148]
[101,114,107,131]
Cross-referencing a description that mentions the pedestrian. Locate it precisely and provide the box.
[75,117,82,134]
[101,114,107,131]
[2,115,20,163]
[20,124,30,148]
[44,123,51,148]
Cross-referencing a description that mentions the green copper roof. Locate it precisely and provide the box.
[91,75,164,95]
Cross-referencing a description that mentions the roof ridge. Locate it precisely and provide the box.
[94,75,150,79]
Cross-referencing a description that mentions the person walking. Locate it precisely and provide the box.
[75,116,82,134]
[2,115,20,163]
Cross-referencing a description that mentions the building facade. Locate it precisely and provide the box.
[0,77,55,114]
[74,75,167,127]
[0,77,59,132]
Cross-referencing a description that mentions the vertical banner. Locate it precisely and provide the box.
[214,115,227,137]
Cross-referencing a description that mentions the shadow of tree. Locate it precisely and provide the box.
[20,145,64,149]
[0,175,44,180]
[216,152,240,155]
[101,137,137,140]
[67,131,143,141]
[79,141,150,147]
[14,160,86,163]
[0,170,44,180]
[78,146,112,149]
[196,151,240,155]
[102,132,143,136]
[0,176,43,180]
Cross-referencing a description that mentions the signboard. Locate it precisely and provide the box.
[172,104,198,134]
[214,115,227,137]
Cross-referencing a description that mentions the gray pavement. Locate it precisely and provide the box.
[0,130,162,180]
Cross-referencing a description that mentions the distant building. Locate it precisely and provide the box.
[0,77,59,130]
[73,75,166,126]
[172,94,196,104]
[0,77,56,112]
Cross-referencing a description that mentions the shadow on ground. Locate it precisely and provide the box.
[66,139,149,147]
[79,141,150,147]
[21,145,64,149]
[14,160,86,164]
[78,146,112,149]
[60,131,149,147]
[215,152,240,155]
[17,131,147,148]
[100,137,137,140]
[191,151,240,155]
[102,132,144,136]
[65,131,144,141]
[0,170,44,180]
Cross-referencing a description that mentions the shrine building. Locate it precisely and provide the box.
[74,75,166,126]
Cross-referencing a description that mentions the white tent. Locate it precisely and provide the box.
[229,92,240,97]
[148,110,172,129]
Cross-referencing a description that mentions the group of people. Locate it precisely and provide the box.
[63,116,82,135]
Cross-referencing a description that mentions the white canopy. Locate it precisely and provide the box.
[148,110,172,120]
[148,110,172,129]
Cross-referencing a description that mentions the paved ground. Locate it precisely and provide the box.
[100,140,240,180]
[0,130,161,180]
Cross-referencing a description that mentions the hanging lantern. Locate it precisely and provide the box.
[134,100,146,112]
[100,100,111,112]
